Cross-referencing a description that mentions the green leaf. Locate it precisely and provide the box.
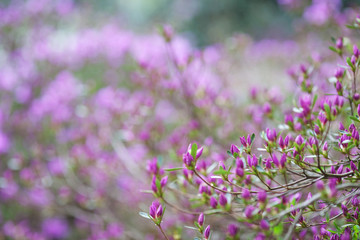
[191,143,198,159]
[139,212,151,219]
[324,103,331,118]
[346,24,358,29]
[329,46,339,53]
[273,222,283,236]
[251,133,255,144]
[312,94,318,108]
[349,116,360,122]
[227,150,234,158]
[213,169,228,175]
[164,167,184,171]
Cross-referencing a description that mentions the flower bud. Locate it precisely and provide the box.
[272,155,279,167]
[354,45,360,58]
[352,197,359,207]
[244,205,255,219]
[295,135,304,145]
[316,180,324,190]
[336,38,343,49]
[351,55,357,66]
[236,167,244,177]
[204,225,211,239]
[210,196,218,209]
[280,154,287,168]
[354,93,360,101]
[258,191,267,203]
[350,161,358,171]
[230,144,240,155]
[160,176,168,188]
[260,220,269,230]
[219,194,228,207]
[341,204,348,215]
[242,188,251,200]
[198,213,204,227]
[228,224,238,237]
[335,68,344,78]
[336,80,342,92]
[337,164,344,174]
[239,136,247,147]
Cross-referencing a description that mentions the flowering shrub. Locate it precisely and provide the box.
[1,0,360,240]
[143,14,360,240]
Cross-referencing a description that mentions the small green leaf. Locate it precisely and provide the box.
[191,143,198,159]
[251,133,255,144]
[349,116,360,122]
[164,167,184,171]
[273,222,283,236]
[329,46,339,53]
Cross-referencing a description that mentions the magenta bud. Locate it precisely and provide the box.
[196,147,204,159]
[228,224,238,237]
[354,93,360,101]
[236,158,244,168]
[336,81,342,92]
[307,192,312,201]
[198,213,204,226]
[323,142,328,151]
[219,161,226,170]
[314,125,320,135]
[280,154,287,167]
[272,155,279,167]
[219,194,228,206]
[252,155,258,167]
[183,152,194,166]
[336,38,343,49]
[265,158,272,169]
[278,136,285,149]
[316,180,324,190]
[204,225,211,239]
[162,24,173,41]
[160,176,168,188]
[247,134,252,146]
[339,122,345,131]
[351,55,357,66]
[350,161,358,171]
[341,204,348,215]
[263,102,272,114]
[335,68,344,78]
[266,128,277,142]
[260,219,269,230]
[300,64,307,73]
[230,144,240,155]
[247,155,252,168]
[239,136,247,147]
[354,45,360,58]
[236,167,244,177]
[352,197,359,207]
[258,191,267,203]
[352,129,359,141]
[152,177,158,193]
[210,196,218,208]
[285,114,294,124]
[244,205,255,219]
[242,188,251,200]
[337,164,344,174]
[284,135,290,146]
[295,135,304,145]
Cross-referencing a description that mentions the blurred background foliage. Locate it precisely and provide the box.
[1,0,360,46]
